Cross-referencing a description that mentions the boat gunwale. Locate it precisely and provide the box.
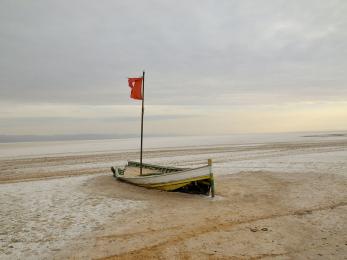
[142,175,212,187]
[121,174,212,188]
[116,165,210,180]
[127,160,191,171]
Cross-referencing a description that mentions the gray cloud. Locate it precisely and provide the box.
[1,0,346,106]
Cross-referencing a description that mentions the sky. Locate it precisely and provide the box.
[0,0,347,137]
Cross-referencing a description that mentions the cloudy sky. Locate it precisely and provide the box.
[1,0,346,137]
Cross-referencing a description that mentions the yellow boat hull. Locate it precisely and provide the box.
[112,161,214,196]
[138,175,212,191]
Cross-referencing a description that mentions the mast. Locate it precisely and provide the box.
[140,70,145,175]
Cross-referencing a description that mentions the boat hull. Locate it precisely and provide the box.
[111,161,214,195]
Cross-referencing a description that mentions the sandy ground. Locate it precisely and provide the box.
[0,139,347,259]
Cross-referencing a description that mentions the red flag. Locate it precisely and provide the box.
[128,77,143,100]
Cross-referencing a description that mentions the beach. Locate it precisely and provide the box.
[0,133,347,259]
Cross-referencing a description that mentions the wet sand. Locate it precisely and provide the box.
[0,139,347,259]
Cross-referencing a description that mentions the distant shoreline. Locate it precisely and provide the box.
[0,130,346,144]
[302,133,346,138]
[0,134,175,143]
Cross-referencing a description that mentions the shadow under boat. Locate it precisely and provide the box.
[111,160,215,197]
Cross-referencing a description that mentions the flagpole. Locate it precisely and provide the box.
[140,70,145,175]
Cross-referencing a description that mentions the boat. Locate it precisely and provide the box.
[111,159,215,196]
[111,72,215,197]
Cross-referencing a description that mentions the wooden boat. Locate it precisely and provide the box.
[111,159,215,196]
[112,74,215,196]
